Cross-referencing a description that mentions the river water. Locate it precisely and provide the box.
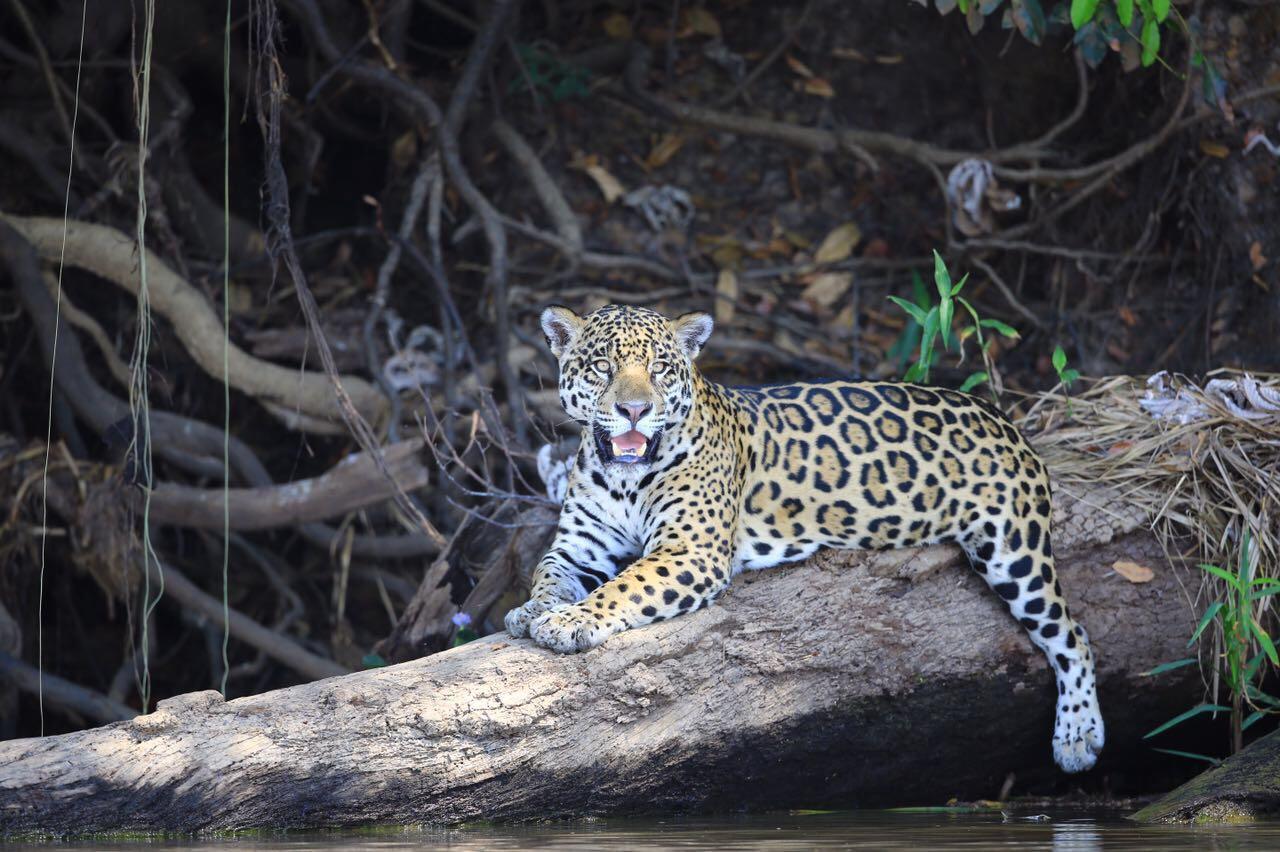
[12,809,1280,851]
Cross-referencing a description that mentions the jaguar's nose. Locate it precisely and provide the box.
[616,401,653,425]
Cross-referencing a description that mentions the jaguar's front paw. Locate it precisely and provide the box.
[505,597,560,638]
[528,604,617,653]
[1053,704,1105,773]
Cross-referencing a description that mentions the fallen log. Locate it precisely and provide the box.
[1133,729,1280,823]
[0,486,1201,834]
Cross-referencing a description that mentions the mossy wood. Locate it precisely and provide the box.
[1133,729,1280,823]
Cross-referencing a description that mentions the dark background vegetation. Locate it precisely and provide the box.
[0,0,1278,800]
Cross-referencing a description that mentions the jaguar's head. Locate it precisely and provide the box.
[540,304,712,469]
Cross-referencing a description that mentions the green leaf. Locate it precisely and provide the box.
[1141,658,1198,677]
[958,0,970,12]
[1010,0,1046,44]
[1073,22,1108,68]
[940,297,954,350]
[911,270,930,308]
[1198,563,1241,588]
[1243,710,1268,731]
[960,372,990,393]
[978,318,1020,338]
[951,273,969,297]
[1151,0,1169,22]
[1070,0,1099,29]
[1150,748,1222,766]
[1249,586,1280,601]
[889,295,930,327]
[1141,19,1160,67]
[932,250,952,299]
[1052,345,1067,373]
[1116,0,1134,25]
[361,653,388,668]
[1251,617,1280,666]
[1188,601,1225,646]
[1060,369,1081,385]
[1247,682,1280,707]
[1145,704,1232,739]
[904,362,927,383]
[919,309,940,380]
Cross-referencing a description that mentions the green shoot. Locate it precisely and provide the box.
[888,251,1019,396]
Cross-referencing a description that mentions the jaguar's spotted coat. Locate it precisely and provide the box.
[506,304,1105,772]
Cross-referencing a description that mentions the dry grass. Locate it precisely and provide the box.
[1019,370,1280,678]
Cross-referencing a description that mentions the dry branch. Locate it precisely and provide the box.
[0,214,387,430]
[0,486,1201,833]
[146,439,429,531]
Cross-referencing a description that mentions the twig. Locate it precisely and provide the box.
[440,0,527,448]
[715,0,815,108]
[620,43,1051,170]
[253,0,446,549]
[363,156,435,443]
[150,557,348,681]
[969,256,1043,330]
[6,0,73,147]
[492,117,582,261]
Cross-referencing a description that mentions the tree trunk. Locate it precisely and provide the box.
[0,486,1200,834]
[1133,728,1280,823]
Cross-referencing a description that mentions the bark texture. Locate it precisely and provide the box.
[0,487,1200,834]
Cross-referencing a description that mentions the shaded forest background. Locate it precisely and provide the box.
[0,0,1277,784]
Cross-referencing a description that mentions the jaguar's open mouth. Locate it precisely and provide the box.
[595,426,662,466]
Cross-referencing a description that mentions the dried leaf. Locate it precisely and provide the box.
[602,12,632,40]
[1249,241,1267,271]
[571,153,626,203]
[803,77,836,98]
[1113,560,1155,583]
[802,271,855,309]
[391,130,418,170]
[784,54,815,78]
[831,46,868,62]
[684,7,722,38]
[644,133,686,170]
[814,222,863,264]
[715,268,739,326]
[1199,139,1230,158]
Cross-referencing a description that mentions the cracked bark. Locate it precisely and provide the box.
[0,485,1199,833]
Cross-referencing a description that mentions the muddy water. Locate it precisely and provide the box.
[13,809,1280,850]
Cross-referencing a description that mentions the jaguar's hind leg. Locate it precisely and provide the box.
[962,511,1105,772]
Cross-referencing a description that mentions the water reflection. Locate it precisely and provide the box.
[10,809,1280,851]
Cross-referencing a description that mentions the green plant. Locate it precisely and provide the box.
[938,0,1193,73]
[510,45,591,102]
[888,251,1019,394]
[1143,529,1280,761]
[1051,345,1080,389]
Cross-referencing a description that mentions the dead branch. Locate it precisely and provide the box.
[0,651,134,726]
[0,213,386,430]
[145,439,429,532]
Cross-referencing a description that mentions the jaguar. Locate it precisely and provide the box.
[506,303,1104,772]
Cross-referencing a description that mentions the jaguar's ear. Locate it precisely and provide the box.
[540,305,584,359]
[672,311,714,360]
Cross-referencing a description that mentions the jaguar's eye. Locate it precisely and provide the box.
[651,360,669,375]
[592,359,611,374]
